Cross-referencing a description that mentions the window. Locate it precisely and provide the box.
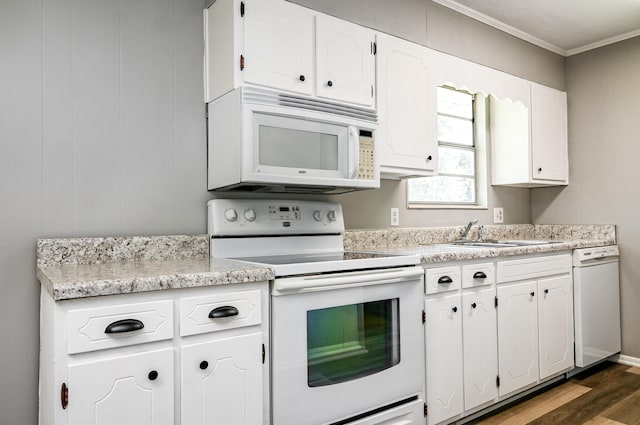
[408,86,482,206]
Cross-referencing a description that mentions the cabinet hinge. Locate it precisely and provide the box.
[371,41,377,55]
[371,85,374,97]
[496,375,501,387]
[422,310,426,324]
[262,343,266,364]
[495,296,498,308]
[240,54,245,71]
[61,382,69,410]
[240,1,245,17]
[205,103,209,119]
[424,403,428,416]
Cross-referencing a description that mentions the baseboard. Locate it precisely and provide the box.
[613,354,640,367]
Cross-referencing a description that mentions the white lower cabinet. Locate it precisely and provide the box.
[496,280,539,397]
[425,293,464,425]
[39,283,268,425]
[462,287,499,410]
[181,333,263,425]
[68,348,174,425]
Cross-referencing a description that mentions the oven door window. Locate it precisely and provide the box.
[306,299,400,387]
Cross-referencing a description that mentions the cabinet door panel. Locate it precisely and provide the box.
[497,281,538,396]
[377,34,437,176]
[463,287,498,410]
[243,0,313,95]
[425,295,463,425]
[531,83,568,182]
[538,275,574,379]
[68,348,173,425]
[181,333,263,425]
[315,14,375,107]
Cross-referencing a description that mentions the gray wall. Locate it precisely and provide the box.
[1,0,206,422]
[290,0,565,229]
[0,0,566,423]
[532,36,640,359]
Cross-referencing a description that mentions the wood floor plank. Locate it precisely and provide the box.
[475,383,591,425]
[626,366,640,376]
[583,416,626,425]
[600,387,640,424]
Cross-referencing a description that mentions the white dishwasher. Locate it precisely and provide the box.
[573,246,621,369]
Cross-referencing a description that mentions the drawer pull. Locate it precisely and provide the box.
[471,302,477,309]
[473,271,487,279]
[437,276,453,285]
[208,305,239,319]
[148,370,158,381]
[104,318,144,334]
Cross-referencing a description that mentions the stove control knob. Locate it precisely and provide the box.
[224,208,238,222]
[312,210,323,222]
[244,208,257,222]
[327,210,337,222]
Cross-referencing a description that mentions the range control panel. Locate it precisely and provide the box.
[208,199,344,237]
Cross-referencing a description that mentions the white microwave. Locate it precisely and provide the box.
[207,87,379,193]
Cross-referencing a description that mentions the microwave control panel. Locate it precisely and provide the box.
[358,131,375,180]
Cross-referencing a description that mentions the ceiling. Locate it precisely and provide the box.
[433,0,640,56]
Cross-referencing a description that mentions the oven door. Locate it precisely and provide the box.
[271,267,424,425]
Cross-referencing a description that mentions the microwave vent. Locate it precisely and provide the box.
[242,88,377,123]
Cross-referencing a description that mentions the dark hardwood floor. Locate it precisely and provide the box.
[467,362,640,425]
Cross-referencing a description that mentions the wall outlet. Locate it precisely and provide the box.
[493,207,504,224]
[390,208,400,226]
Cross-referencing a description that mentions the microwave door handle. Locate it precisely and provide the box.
[348,126,360,179]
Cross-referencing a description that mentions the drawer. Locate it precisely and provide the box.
[179,289,262,336]
[68,300,174,354]
[462,262,495,288]
[425,266,461,295]
[496,254,572,283]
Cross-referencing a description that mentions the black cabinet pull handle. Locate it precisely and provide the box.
[209,305,239,319]
[148,370,158,381]
[471,302,477,309]
[200,361,209,370]
[299,75,305,82]
[473,271,487,279]
[104,318,144,334]
[427,155,432,161]
[327,80,333,87]
[530,291,535,297]
[452,306,458,313]
[537,167,542,173]
[544,289,549,294]
[437,276,453,284]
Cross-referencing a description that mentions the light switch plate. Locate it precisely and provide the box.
[390,208,400,226]
[493,207,504,224]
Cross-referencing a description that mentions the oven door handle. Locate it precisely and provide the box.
[272,267,423,295]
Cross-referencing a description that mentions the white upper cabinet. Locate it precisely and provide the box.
[490,83,568,187]
[531,83,569,182]
[315,14,376,107]
[243,0,314,96]
[205,0,375,108]
[377,34,438,178]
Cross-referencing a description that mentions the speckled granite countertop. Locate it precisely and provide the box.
[37,224,616,301]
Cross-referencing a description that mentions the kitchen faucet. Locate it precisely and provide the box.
[459,219,478,240]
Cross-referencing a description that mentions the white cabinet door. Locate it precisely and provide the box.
[497,281,539,397]
[315,14,376,107]
[531,83,568,182]
[181,332,263,425]
[377,33,437,178]
[538,274,574,379]
[243,0,314,95]
[425,295,463,425]
[462,287,498,410]
[67,348,173,425]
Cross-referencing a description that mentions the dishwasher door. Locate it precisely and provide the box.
[573,254,621,368]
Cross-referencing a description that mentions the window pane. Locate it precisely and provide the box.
[439,146,475,176]
[437,87,472,119]
[438,115,473,146]
[408,176,476,204]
